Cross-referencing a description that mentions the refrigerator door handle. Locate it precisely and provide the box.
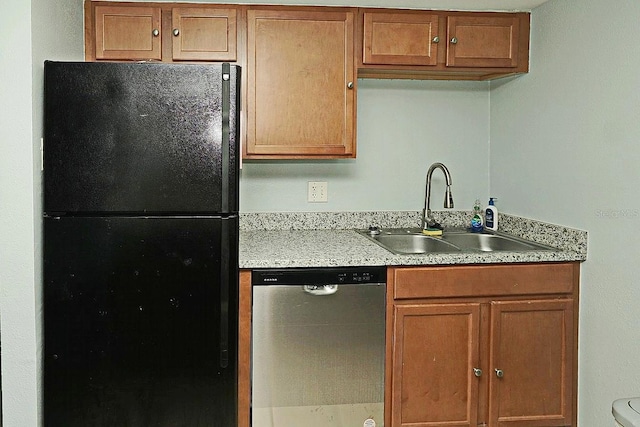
[221,62,231,213]
[219,218,230,368]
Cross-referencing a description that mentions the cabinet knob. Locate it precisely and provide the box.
[450,37,458,44]
[473,367,482,377]
[495,368,504,378]
[152,29,160,37]
[432,36,440,43]
[173,28,180,37]
[347,81,354,89]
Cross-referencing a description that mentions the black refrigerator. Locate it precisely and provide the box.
[43,61,240,427]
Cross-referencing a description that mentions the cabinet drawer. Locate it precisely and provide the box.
[393,263,576,299]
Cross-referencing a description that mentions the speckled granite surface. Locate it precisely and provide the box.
[240,210,471,230]
[239,211,587,269]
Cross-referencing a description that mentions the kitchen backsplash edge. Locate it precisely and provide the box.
[239,211,588,256]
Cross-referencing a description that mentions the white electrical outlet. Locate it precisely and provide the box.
[308,181,328,203]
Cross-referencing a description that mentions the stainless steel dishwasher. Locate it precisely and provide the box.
[251,266,387,427]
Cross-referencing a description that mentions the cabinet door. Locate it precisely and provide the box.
[446,15,520,68]
[488,299,573,427]
[246,8,356,158]
[363,11,439,66]
[94,5,161,61]
[171,7,237,62]
[392,303,481,427]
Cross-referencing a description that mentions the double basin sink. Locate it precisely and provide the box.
[358,227,553,255]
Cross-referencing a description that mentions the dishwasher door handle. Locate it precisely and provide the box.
[303,284,338,295]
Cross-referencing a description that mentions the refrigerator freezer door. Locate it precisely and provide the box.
[43,61,240,214]
[43,215,238,427]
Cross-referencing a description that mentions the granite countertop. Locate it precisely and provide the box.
[238,211,587,269]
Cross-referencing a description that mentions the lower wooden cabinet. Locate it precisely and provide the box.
[392,302,481,426]
[488,299,574,427]
[238,270,252,427]
[388,263,578,427]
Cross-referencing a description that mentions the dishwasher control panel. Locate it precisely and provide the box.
[252,266,386,285]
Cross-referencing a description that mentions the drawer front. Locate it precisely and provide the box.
[393,263,576,299]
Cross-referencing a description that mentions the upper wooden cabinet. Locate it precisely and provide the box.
[359,9,530,80]
[84,2,532,159]
[363,11,440,67]
[171,7,237,62]
[446,14,521,68]
[93,5,162,60]
[86,2,237,62]
[245,7,357,159]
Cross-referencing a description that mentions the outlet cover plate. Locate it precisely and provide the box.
[308,181,328,202]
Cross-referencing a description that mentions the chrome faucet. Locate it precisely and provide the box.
[421,162,454,230]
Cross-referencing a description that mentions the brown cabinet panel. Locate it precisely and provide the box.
[246,8,356,158]
[488,299,574,427]
[171,7,237,61]
[394,263,576,299]
[389,263,578,427]
[238,270,252,427]
[358,10,530,80]
[86,3,532,158]
[447,15,520,68]
[363,11,439,66]
[94,5,162,60]
[89,3,238,63]
[393,303,480,427]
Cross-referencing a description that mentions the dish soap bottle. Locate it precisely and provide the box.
[485,198,498,231]
[470,199,483,232]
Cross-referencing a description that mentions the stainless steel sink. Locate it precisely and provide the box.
[373,233,461,255]
[359,228,553,255]
[441,231,552,252]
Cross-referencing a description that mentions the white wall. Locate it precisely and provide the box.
[490,0,640,425]
[0,1,83,426]
[241,79,490,212]
[1,3,37,426]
